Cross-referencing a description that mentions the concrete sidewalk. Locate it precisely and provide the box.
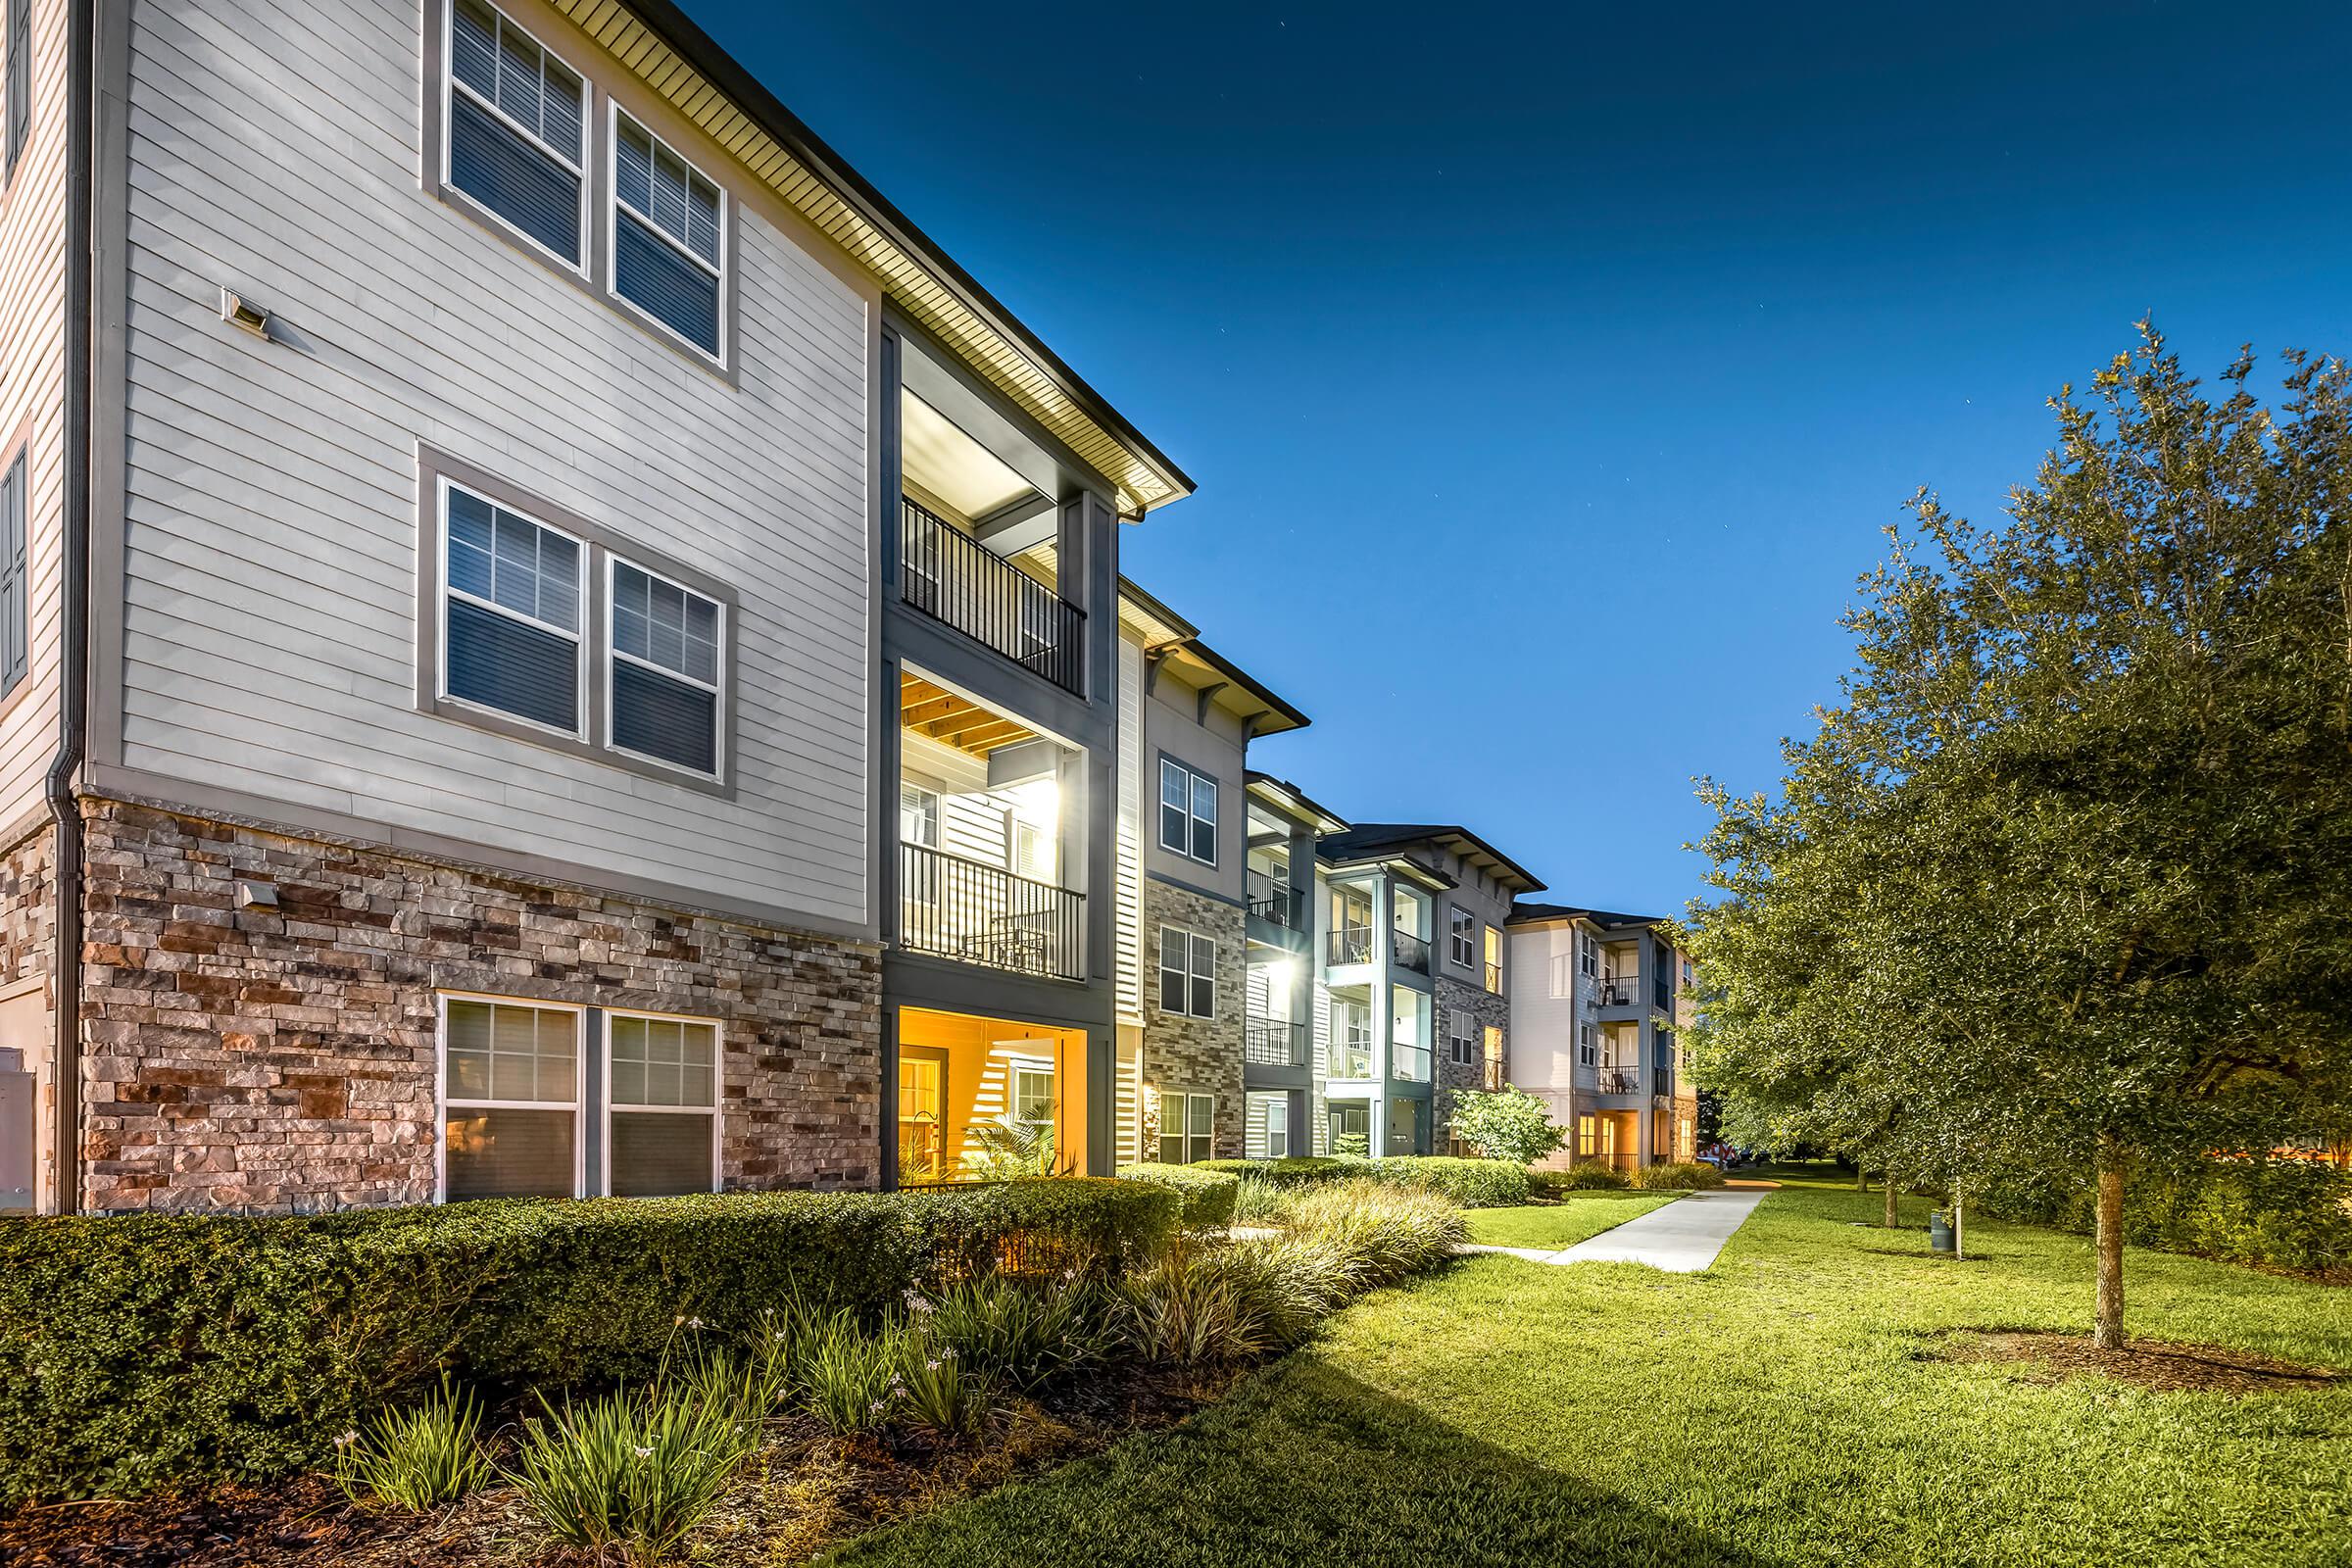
[1461,1188,1772,1273]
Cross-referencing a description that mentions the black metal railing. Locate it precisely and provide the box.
[1246,1020,1309,1067]
[1246,869,1304,931]
[1596,975,1640,1007]
[899,842,1084,980]
[1392,928,1431,975]
[1655,973,1674,1011]
[900,497,1086,695]
[1596,1064,1642,1095]
[1327,926,1376,966]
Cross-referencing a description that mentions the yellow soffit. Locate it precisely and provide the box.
[551,0,1182,516]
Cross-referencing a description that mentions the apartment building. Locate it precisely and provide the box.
[0,0,1195,1213]
[1241,773,1344,1158]
[1506,905,1699,1170]
[1309,824,1543,1156]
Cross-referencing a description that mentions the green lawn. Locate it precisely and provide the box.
[1464,1194,1680,1250]
[820,1183,2352,1568]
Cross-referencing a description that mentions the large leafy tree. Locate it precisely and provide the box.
[1687,327,2352,1346]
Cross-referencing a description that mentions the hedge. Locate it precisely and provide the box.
[0,1178,1177,1506]
[1115,1163,1240,1229]
[1193,1155,1362,1186]
[1975,1157,2350,1278]
[1632,1162,1728,1191]
[1355,1156,1529,1208]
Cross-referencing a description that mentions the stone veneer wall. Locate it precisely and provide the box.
[0,815,55,994]
[1139,875,1246,1160]
[1433,973,1509,1150]
[76,798,881,1213]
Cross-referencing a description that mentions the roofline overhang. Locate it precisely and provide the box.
[1247,771,1348,834]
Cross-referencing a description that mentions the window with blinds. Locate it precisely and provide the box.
[443,998,579,1199]
[610,558,721,775]
[612,112,725,357]
[1157,927,1216,1018]
[608,1012,718,1197]
[442,483,584,733]
[1158,1091,1213,1164]
[447,0,585,265]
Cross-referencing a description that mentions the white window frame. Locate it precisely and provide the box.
[1008,1061,1055,1133]
[900,782,941,847]
[1264,1095,1290,1157]
[1448,1012,1475,1066]
[601,1004,722,1198]
[437,477,589,741]
[1448,906,1476,967]
[603,552,726,780]
[1159,1089,1214,1164]
[606,100,730,366]
[1157,757,1217,864]
[1579,1020,1597,1068]
[440,0,591,275]
[435,990,587,1202]
[1157,924,1216,1019]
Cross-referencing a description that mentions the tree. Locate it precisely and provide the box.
[1445,1087,1568,1166]
[1686,327,2352,1347]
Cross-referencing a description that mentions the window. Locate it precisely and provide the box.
[1448,906,1476,967]
[1577,1114,1597,1158]
[442,997,579,1199]
[1158,1090,1213,1164]
[1447,1011,1475,1066]
[446,0,586,266]
[1010,1064,1054,1131]
[1158,926,1216,1018]
[899,784,939,847]
[1579,1021,1597,1068]
[607,1011,718,1196]
[1484,926,1503,994]
[1484,1025,1505,1089]
[1579,930,1598,978]
[611,110,725,358]
[609,558,721,775]
[442,482,583,733]
[1262,1095,1290,1158]
[1157,758,1217,863]
[0,453,23,700]
[4,0,26,184]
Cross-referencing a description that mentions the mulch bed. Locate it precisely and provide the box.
[0,1364,1246,1568]
[1938,1330,2340,1396]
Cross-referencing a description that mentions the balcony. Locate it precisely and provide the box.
[899,843,1083,980]
[1246,1020,1309,1067]
[900,497,1085,696]
[1328,1036,1374,1078]
[1328,926,1376,966]
[1246,869,1305,931]
[1655,973,1675,1012]
[1596,1063,1642,1095]
[1393,1042,1432,1083]
[1596,975,1640,1007]
[1392,928,1431,976]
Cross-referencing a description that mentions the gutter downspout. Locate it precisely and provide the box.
[47,0,93,1214]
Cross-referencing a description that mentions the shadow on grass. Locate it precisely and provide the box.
[821,1352,1782,1568]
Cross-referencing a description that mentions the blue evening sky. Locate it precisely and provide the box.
[690,0,2351,917]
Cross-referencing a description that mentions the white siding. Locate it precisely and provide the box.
[0,0,70,829]
[111,0,873,928]
[1113,631,1142,1023]
[1508,922,1584,1096]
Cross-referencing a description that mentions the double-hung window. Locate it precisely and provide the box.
[1447,906,1475,967]
[612,110,725,358]
[0,453,24,699]
[1484,926,1503,994]
[1010,1064,1054,1134]
[1157,926,1215,1018]
[1263,1096,1290,1158]
[1159,1091,1213,1164]
[608,1011,718,1196]
[1157,758,1216,863]
[446,0,586,267]
[1447,1012,1475,1066]
[609,558,722,775]
[1579,1020,1597,1068]
[4,0,27,183]
[442,997,581,1199]
[442,483,583,735]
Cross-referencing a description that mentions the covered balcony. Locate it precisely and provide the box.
[1594,1022,1642,1095]
[1391,984,1431,1084]
[897,671,1084,980]
[1391,885,1431,976]
[896,1006,1091,1184]
[1245,803,1306,933]
[1326,882,1376,967]
[899,389,1085,695]
[1326,987,1375,1079]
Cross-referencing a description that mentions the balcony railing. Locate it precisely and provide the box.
[1246,1020,1309,1067]
[1596,975,1640,1007]
[1328,1037,1374,1078]
[1596,1064,1642,1095]
[1655,974,1674,1011]
[1486,960,1503,993]
[900,497,1085,695]
[1246,870,1305,931]
[1483,1060,1505,1091]
[1392,929,1431,976]
[1328,926,1376,966]
[899,842,1084,980]
[1393,1042,1432,1083]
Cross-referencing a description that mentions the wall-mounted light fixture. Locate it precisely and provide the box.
[220,287,271,338]
[232,879,279,909]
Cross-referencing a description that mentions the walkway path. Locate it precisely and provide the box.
[1461,1188,1772,1272]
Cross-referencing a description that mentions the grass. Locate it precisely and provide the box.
[816,1176,2351,1568]
[1464,1194,1681,1250]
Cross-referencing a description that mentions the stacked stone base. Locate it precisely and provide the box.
[76,798,880,1213]
[1138,876,1247,1160]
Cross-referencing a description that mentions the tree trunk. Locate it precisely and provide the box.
[1953,1189,1965,1261]
[1855,1165,1869,1191]
[1884,1172,1900,1228]
[2094,1141,2127,1350]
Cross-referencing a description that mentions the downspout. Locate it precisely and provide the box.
[47,0,94,1213]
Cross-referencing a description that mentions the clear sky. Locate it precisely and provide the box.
[687,0,2352,918]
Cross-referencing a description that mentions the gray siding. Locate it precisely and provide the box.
[1140,664,1248,898]
[105,0,876,930]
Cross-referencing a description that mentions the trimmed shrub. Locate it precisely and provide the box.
[0,1178,1178,1506]
[1116,1163,1241,1229]
[1194,1155,1361,1187]
[1355,1155,1529,1208]
[1539,1162,1633,1192]
[1978,1157,2350,1278]
[1632,1162,1729,1191]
